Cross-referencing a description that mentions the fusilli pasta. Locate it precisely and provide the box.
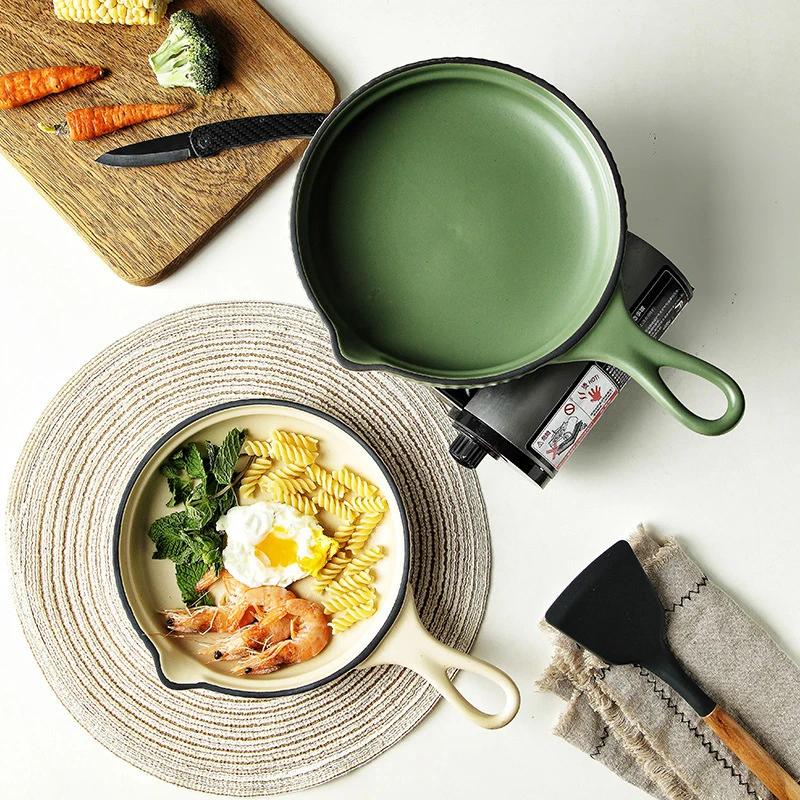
[272,430,319,452]
[243,440,271,457]
[271,490,317,516]
[311,551,351,592]
[236,428,390,639]
[305,464,346,498]
[332,522,356,547]
[340,545,384,579]
[266,463,306,480]
[238,456,272,500]
[314,490,357,522]
[332,467,378,498]
[261,473,316,496]
[328,569,374,597]
[345,512,384,554]
[323,586,375,614]
[348,494,389,513]
[330,600,376,634]
[269,439,318,466]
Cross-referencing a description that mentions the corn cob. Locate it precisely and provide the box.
[53,0,170,26]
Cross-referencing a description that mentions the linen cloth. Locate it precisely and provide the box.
[538,527,800,800]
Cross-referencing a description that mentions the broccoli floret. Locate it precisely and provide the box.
[148,10,220,97]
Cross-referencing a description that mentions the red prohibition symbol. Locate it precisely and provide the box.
[564,402,576,414]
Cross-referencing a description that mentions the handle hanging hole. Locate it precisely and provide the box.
[451,669,513,716]
[658,367,730,419]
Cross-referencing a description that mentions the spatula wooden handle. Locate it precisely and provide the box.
[704,706,800,800]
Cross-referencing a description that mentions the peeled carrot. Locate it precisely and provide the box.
[0,65,104,110]
[39,103,186,141]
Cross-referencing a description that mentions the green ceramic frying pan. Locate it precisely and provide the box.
[292,58,744,435]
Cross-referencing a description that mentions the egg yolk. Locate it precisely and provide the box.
[255,526,298,568]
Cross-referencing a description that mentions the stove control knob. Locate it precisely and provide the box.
[449,432,489,469]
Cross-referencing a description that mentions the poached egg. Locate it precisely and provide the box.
[217,500,338,588]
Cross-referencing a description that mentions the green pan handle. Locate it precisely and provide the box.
[554,285,745,435]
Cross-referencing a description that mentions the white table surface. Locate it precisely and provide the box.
[2,1,799,797]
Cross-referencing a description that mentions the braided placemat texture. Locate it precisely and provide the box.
[6,302,491,796]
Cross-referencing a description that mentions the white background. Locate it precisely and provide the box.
[2,1,799,798]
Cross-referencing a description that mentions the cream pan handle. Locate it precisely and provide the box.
[360,592,520,729]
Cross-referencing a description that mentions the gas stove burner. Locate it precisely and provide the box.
[435,233,693,487]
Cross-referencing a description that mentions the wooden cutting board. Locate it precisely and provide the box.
[0,0,337,285]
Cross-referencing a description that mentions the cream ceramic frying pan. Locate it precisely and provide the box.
[114,400,519,729]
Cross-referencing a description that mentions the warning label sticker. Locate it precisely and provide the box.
[530,365,619,469]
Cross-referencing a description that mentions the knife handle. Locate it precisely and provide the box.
[704,706,800,800]
[190,113,326,158]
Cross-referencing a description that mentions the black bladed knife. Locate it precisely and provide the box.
[96,113,327,167]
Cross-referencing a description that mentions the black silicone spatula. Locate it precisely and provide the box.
[546,541,800,800]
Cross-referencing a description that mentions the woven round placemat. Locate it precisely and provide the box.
[6,302,491,796]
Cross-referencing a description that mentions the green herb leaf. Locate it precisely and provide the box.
[148,511,191,561]
[184,498,216,531]
[175,560,212,606]
[212,427,246,485]
[187,529,224,569]
[183,442,207,481]
[216,487,237,515]
[186,480,209,506]
[160,449,186,479]
[164,474,193,508]
[150,427,245,608]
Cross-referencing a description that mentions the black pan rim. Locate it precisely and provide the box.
[112,398,411,698]
[291,56,628,388]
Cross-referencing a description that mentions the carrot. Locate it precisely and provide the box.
[39,103,186,141]
[0,65,104,110]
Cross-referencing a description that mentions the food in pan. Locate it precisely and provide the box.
[333,466,379,497]
[148,428,246,606]
[148,10,220,96]
[165,570,331,675]
[0,65,104,109]
[53,0,169,26]
[219,500,338,588]
[38,103,186,140]
[238,455,272,500]
[153,425,388,674]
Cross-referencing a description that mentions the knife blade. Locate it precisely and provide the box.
[96,113,327,168]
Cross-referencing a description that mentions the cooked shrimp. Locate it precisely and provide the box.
[232,598,331,675]
[211,606,292,661]
[241,585,295,608]
[165,583,293,635]
[163,597,256,634]
[194,567,251,601]
[194,567,219,595]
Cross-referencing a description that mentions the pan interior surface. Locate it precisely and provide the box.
[117,403,407,694]
[295,62,623,382]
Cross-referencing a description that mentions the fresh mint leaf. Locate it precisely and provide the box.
[175,560,211,606]
[160,450,186,480]
[183,442,207,481]
[151,427,247,607]
[217,487,237,515]
[184,498,216,531]
[212,427,246,485]
[165,475,193,508]
[188,529,223,569]
[148,512,191,561]
[186,481,209,506]
[153,534,192,563]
